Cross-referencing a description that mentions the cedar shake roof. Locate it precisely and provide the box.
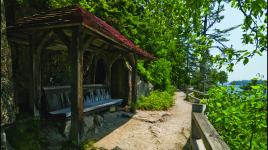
[9,5,155,59]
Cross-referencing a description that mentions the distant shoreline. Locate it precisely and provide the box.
[223,79,267,86]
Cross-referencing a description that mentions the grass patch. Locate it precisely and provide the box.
[137,90,174,110]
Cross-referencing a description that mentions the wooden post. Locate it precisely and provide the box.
[30,31,53,117]
[107,64,112,95]
[30,33,41,116]
[191,104,204,139]
[69,27,84,146]
[128,68,132,106]
[124,61,132,106]
[9,42,19,113]
[92,58,97,84]
[131,55,137,112]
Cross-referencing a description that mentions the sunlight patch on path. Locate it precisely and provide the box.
[94,91,192,150]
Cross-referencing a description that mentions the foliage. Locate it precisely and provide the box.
[190,69,228,90]
[240,77,267,91]
[230,79,264,86]
[204,80,267,149]
[137,60,153,82]
[5,118,43,150]
[166,84,176,95]
[148,58,172,89]
[137,90,174,110]
[80,140,97,150]
[48,0,193,90]
[11,0,267,93]
[230,0,267,58]
[188,0,267,72]
[208,69,228,85]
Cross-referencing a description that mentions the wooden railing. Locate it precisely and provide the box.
[190,102,230,150]
[186,88,208,103]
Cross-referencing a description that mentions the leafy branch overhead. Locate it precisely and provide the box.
[10,0,267,90]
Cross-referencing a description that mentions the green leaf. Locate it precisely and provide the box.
[251,85,260,89]
[215,117,222,122]
[243,57,249,65]
[216,102,222,107]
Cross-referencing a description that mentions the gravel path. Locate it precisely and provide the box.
[94,91,192,150]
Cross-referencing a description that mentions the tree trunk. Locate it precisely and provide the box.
[200,14,208,92]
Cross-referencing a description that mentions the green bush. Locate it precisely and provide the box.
[204,83,267,149]
[137,90,174,110]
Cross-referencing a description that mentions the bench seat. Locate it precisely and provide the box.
[49,99,123,118]
[42,84,124,119]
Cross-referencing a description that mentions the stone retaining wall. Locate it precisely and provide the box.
[136,75,153,99]
[4,110,131,150]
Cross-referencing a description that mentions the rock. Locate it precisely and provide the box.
[83,116,94,131]
[47,128,65,144]
[42,126,65,149]
[98,147,108,150]
[111,146,123,150]
[149,126,160,138]
[81,116,94,140]
[121,112,134,118]
[63,120,71,137]
[94,115,104,127]
[109,106,116,112]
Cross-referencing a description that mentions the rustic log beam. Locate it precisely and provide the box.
[82,25,133,53]
[7,37,30,45]
[83,53,93,83]
[69,26,84,146]
[53,29,71,49]
[29,33,40,116]
[92,58,97,84]
[82,35,94,50]
[29,30,53,116]
[36,31,54,51]
[107,63,112,96]
[7,22,80,31]
[9,42,19,113]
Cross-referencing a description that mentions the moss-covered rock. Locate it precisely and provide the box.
[1,0,17,126]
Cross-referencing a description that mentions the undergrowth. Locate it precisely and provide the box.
[136,87,175,110]
[80,140,97,150]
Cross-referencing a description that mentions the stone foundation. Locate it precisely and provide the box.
[4,111,132,150]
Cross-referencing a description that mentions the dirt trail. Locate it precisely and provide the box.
[94,91,192,150]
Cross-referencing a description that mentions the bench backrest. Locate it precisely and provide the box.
[42,84,110,112]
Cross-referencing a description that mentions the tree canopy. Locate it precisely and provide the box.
[8,0,267,90]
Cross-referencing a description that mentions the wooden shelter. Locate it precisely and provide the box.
[7,5,154,145]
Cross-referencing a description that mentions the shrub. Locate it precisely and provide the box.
[166,84,176,95]
[204,83,267,149]
[136,90,174,110]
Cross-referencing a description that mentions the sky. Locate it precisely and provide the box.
[213,3,267,81]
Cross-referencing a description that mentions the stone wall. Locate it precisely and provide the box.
[136,75,153,99]
[1,0,17,126]
[4,110,131,150]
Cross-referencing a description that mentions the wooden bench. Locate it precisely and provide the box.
[41,84,123,119]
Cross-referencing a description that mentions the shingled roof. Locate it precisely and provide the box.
[8,5,155,59]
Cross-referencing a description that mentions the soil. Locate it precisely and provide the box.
[93,91,192,150]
